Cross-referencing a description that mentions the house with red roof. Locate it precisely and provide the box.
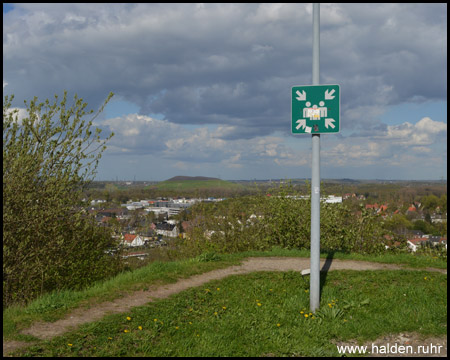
[122,234,145,247]
[365,203,379,210]
[407,237,428,252]
[365,203,388,215]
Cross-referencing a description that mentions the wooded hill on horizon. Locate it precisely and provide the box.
[152,176,241,192]
[166,176,220,181]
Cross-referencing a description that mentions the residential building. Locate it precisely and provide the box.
[122,234,145,247]
[156,223,179,238]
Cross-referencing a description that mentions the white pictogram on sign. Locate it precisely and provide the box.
[324,89,336,100]
[296,90,307,101]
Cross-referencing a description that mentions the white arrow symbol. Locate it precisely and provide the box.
[295,90,306,101]
[296,119,306,130]
[325,118,336,129]
[324,89,336,100]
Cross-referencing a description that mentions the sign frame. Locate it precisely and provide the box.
[291,84,340,134]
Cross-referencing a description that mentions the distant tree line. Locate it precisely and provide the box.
[85,179,446,206]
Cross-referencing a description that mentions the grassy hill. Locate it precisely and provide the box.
[154,176,242,191]
[4,248,447,357]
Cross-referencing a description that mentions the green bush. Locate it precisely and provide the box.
[3,91,123,308]
[181,186,392,256]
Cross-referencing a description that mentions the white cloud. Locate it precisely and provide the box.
[99,109,446,179]
[3,106,32,125]
[324,142,386,166]
[100,113,313,171]
[3,3,446,180]
[222,153,243,169]
[102,114,181,153]
[324,117,446,168]
[415,117,447,133]
[384,117,447,146]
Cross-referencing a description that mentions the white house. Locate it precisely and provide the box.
[407,237,428,252]
[123,234,145,247]
[156,223,179,238]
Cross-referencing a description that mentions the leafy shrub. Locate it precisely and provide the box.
[3,91,123,308]
[415,242,447,262]
[180,185,392,257]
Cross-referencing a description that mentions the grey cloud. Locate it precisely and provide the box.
[3,3,446,143]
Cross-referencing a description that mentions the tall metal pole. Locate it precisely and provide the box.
[310,2,321,313]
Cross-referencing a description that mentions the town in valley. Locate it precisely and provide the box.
[84,177,447,263]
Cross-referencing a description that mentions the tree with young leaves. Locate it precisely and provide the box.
[181,184,392,257]
[3,91,122,307]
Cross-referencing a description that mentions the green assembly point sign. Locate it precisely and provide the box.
[291,84,340,134]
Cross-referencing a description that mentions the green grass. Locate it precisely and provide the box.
[2,254,241,340]
[10,269,447,357]
[3,248,446,343]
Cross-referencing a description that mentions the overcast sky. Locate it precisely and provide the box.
[3,3,447,181]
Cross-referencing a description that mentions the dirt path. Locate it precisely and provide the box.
[3,257,447,356]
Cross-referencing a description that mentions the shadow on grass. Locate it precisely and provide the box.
[319,251,335,299]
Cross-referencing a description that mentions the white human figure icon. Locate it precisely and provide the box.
[303,101,311,118]
[319,101,327,117]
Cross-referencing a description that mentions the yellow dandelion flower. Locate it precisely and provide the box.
[175,326,179,330]
[269,289,273,292]
[189,322,192,325]
[217,288,220,291]
[277,323,281,327]
[108,337,112,340]
[124,329,130,333]
[304,314,309,318]
[138,326,143,330]
[154,318,158,322]
[126,316,131,321]
[222,306,227,310]
[300,311,304,314]
[68,344,73,347]
[257,303,262,307]
[214,312,218,316]
[305,289,309,293]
